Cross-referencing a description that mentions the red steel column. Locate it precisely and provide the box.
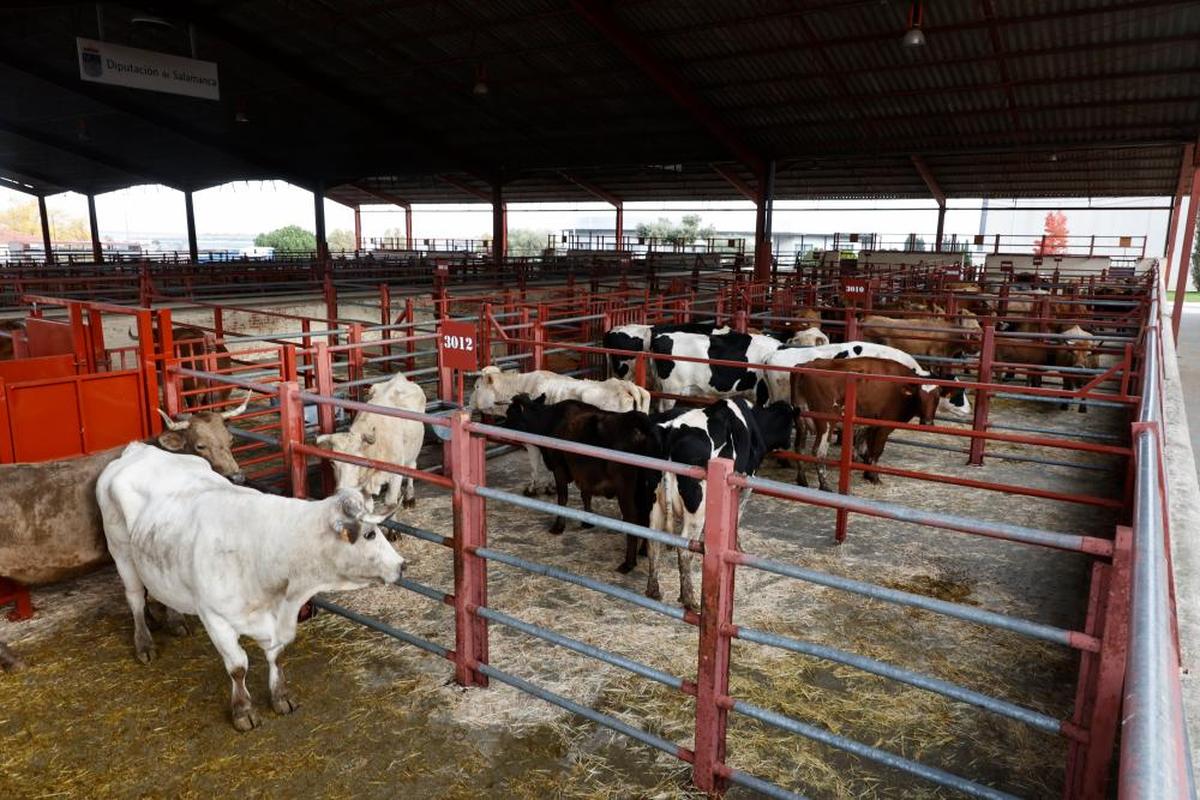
[353,206,362,252]
[279,380,307,498]
[1164,194,1182,270]
[450,411,488,688]
[968,324,996,466]
[1171,165,1200,340]
[313,185,329,260]
[692,456,739,794]
[834,376,857,542]
[87,193,103,263]
[753,161,775,282]
[405,206,413,249]
[37,195,53,264]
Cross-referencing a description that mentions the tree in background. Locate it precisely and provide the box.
[327,228,355,252]
[1033,211,1070,255]
[0,199,90,241]
[506,229,549,257]
[1190,219,1200,293]
[635,214,716,246]
[254,225,316,252]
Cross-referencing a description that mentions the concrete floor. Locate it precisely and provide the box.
[1165,302,1200,787]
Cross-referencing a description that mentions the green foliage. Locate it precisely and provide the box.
[327,228,355,252]
[634,214,716,246]
[1191,231,1200,293]
[506,228,549,257]
[253,224,316,252]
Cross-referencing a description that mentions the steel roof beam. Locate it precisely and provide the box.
[436,174,493,202]
[0,117,160,188]
[910,156,947,208]
[0,50,301,186]
[558,172,622,206]
[569,0,764,174]
[711,164,756,202]
[161,1,492,179]
[348,183,413,209]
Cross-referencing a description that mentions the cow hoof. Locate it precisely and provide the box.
[272,695,298,715]
[523,486,538,498]
[135,643,157,664]
[645,583,662,601]
[402,498,416,509]
[616,561,636,574]
[580,521,594,530]
[1078,406,1088,414]
[864,473,881,485]
[542,485,556,497]
[680,597,700,614]
[1059,403,1069,411]
[232,708,261,732]
[548,524,565,535]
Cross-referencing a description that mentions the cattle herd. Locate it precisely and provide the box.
[0,292,1108,734]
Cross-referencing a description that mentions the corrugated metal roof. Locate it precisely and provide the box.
[0,0,1195,202]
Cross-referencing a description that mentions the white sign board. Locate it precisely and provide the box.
[76,37,219,100]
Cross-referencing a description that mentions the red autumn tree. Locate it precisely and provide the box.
[1034,210,1070,255]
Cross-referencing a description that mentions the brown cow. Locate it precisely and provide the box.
[1056,326,1099,413]
[790,358,957,490]
[130,324,233,409]
[860,311,981,362]
[0,394,250,587]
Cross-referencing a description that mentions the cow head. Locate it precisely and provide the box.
[155,392,249,483]
[787,328,829,348]
[315,429,382,504]
[501,393,547,433]
[468,365,507,413]
[1061,327,1098,369]
[749,401,796,455]
[325,490,406,587]
[913,378,972,425]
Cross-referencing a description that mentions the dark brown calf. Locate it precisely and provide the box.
[503,395,659,573]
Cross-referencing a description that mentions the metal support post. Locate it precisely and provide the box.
[37,195,53,264]
[354,206,363,252]
[935,206,946,252]
[614,203,624,251]
[87,193,102,263]
[184,190,199,263]
[313,185,328,261]
[492,184,507,260]
[450,411,488,687]
[753,160,775,281]
[405,206,413,249]
[692,457,739,795]
[379,284,391,359]
[968,325,996,466]
[835,376,858,543]
[1171,165,1200,340]
[279,380,307,498]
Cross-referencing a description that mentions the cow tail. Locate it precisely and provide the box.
[661,471,677,535]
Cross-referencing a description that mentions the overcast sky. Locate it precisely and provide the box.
[0,181,1174,258]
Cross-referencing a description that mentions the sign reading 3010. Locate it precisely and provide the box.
[438,320,478,370]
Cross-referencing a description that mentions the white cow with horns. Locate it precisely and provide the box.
[469,366,651,495]
[97,443,405,731]
[317,372,427,511]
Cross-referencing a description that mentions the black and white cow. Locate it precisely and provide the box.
[604,321,729,381]
[646,398,794,610]
[649,330,782,410]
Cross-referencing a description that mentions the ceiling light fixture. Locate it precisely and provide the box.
[130,15,173,28]
[473,64,489,96]
[903,1,926,47]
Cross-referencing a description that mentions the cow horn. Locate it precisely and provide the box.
[157,409,192,431]
[362,504,401,527]
[220,391,252,419]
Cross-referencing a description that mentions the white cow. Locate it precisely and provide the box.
[470,366,651,494]
[97,443,404,731]
[648,331,783,411]
[787,328,830,347]
[316,372,427,509]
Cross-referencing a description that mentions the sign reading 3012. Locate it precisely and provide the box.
[438,321,478,370]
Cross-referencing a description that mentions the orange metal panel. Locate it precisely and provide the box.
[79,372,146,452]
[8,381,82,461]
[0,354,76,384]
[24,318,78,359]
[0,379,12,463]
